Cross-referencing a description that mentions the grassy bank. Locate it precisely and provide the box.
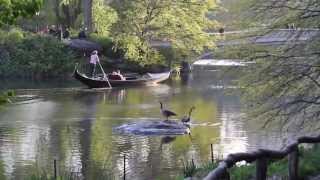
[14,146,320,180]
[179,146,320,179]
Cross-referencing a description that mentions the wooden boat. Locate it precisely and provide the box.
[73,68,171,88]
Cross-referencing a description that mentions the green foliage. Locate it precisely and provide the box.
[0,90,14,105]
[0,28,24,45]
[0,28,79,78]
[229,164,255,180]
[92,0,118,36]
[228,0,320,128]
[89,34,123,59]
[5,28,24,43]
[0,0,43,25]
[0,96,8,105]
[55,0,82,28]
[299,146,320,177]
[110,0,219,65]
[188,145,320,179]
[267,158,288,178]
[182,161,218,178]
[27,170,114,180]
[183,160,197,177]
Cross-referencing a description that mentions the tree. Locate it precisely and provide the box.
[92,0,117,36]
[0,0,43,25]
[57,0,82,28]
[236,0,320,130]
[82,0,93,32]
[110,0,219,65]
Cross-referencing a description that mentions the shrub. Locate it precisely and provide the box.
[0,30,80,78]
[6,28,24,44]
[89,33,123,59]
[0,90,15,105]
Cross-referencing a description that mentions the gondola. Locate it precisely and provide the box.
[73,68,171,88]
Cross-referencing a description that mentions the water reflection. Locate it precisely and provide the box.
[108,89,126,104]
[179,73,192,86]
[0,70,287,179]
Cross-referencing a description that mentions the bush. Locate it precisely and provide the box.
[0,90,15,105]
[89,34,123,59]
[6,29,24,44]
[230,164,255,180]
[0,29,80,78]
[183,160,197,178]
[299,146,320,177]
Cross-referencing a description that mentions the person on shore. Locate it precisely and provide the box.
[78,27,87,39]
[63,28,70,39]
[90,50,100,78]
[56,25,63,40]
[48,25,56,35]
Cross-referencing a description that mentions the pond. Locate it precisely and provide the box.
[0,70,286,179]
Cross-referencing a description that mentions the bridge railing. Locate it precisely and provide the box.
[204,134,320,180]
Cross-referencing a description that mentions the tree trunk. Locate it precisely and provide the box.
[54,0,62,24]
[62,4,71,27]
[82,0,93,32]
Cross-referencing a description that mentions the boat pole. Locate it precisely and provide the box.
[98,61,112,88]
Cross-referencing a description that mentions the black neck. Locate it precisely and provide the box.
[188,108,194,117]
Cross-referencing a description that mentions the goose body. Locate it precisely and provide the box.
[160,102,177,120]
[181,106,195,123]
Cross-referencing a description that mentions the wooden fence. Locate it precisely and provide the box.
[204,134,320,180]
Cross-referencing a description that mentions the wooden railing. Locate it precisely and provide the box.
[204,134,320,180]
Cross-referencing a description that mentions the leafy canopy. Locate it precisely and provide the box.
[92,0,118,36]
[233,0,320,129]
[0,0,43,25]
[110,0,219,65]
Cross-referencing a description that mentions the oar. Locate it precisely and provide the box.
[97,61,112,88]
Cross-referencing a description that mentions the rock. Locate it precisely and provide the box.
[67,39,102,54]
[114,120,190,135]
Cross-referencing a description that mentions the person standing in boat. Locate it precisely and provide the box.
[89,50,100,78]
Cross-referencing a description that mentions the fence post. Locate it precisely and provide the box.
[256,158,267,180]
[54,159,57,179]
[222,171,230,180]
[123,154,126,180]
[211,144,214,163]
[288,146,299,180]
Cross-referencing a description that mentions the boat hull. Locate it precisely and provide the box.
[74,69,170,88]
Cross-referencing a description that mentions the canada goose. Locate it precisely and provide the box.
[160,102,177,121]
[181,106,195,123]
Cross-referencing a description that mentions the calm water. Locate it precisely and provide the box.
[0,70,286,179]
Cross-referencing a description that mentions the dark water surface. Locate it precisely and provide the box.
[0,71,285,179]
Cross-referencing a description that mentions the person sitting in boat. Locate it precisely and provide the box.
[116,70,126,80]
[109,69,126,80]
[89,50,99,78]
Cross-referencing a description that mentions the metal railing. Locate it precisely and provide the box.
[204,134,320,180]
